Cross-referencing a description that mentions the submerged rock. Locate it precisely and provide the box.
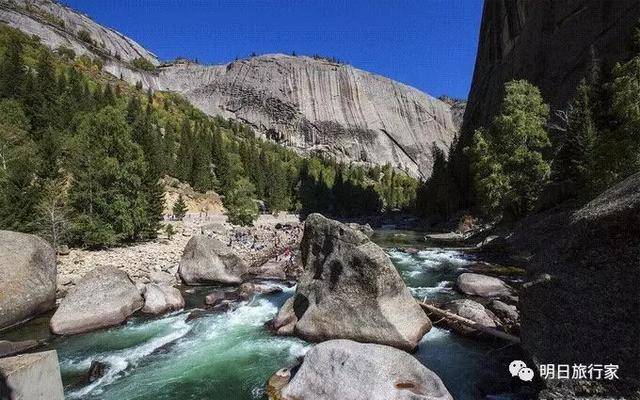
[204,290,246,307]
[178,236,248,285]
[267,368,291,400]
[87,360,109,383]
[50,267,144,335]
[456,273,512,298]
[276,340,452,400]
[271,214,430,351]
[238,282,283,297]
[0,231,57,330]
[142,284,185,315]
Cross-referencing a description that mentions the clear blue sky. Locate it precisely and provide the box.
[62,0,483,99]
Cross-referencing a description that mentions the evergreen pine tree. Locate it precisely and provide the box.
[225,178,259,226]
[0,99,40,232]
[468,80,551,219]
[554,79,597,196]
[67,107,148,247]
[174,119,194,182]
[0,33,25,99]
[172,194,187,220]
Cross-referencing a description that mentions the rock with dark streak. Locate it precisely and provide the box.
[271,214,431,351]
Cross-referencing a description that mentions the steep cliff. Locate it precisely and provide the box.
[0,0,459,179]
[154,55,457,178]
[463,0,640,133]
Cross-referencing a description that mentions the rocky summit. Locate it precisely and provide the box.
[0,0,459,179]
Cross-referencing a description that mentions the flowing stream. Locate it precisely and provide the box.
[1,230,506,399]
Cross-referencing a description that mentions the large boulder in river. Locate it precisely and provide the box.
[271,214,431,351]
[456,273,512,298]
[178,236,248,285]
[0,231,57,330]
[50,266,143,335]
[277,339,452,400]
[142,284,185,315]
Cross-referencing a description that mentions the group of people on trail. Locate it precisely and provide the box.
[273,230,295,267]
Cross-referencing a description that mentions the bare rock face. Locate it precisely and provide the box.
[0,230,56,330]
[178,236,248,285]
[155,55,457,178]
[271,214,431,351]
[277,340,453,400]
[463,0,640,133]
[50,266,144,335]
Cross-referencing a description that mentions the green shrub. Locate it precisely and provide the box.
[131,57,156,72]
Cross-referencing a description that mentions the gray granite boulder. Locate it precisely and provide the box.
[50,267,143,335]
[0,350,64,400]
[488,300,519,325]
[142,284,185,315]
[178,236,248,285]
[0,231,57,330]
[456,273,512,298]
[278,340,452,400]
[271,214,431,351]
[442,299,497,336]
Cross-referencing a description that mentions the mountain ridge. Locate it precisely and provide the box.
[1,0,460,178]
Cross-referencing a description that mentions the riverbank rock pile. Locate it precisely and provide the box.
[56,229,191,291]
[50,266,143,335]
[0,231,57,330]
[56,214,303,293]
[270,340,453,400]
[270,213,431,351]
[509,172,640,395]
